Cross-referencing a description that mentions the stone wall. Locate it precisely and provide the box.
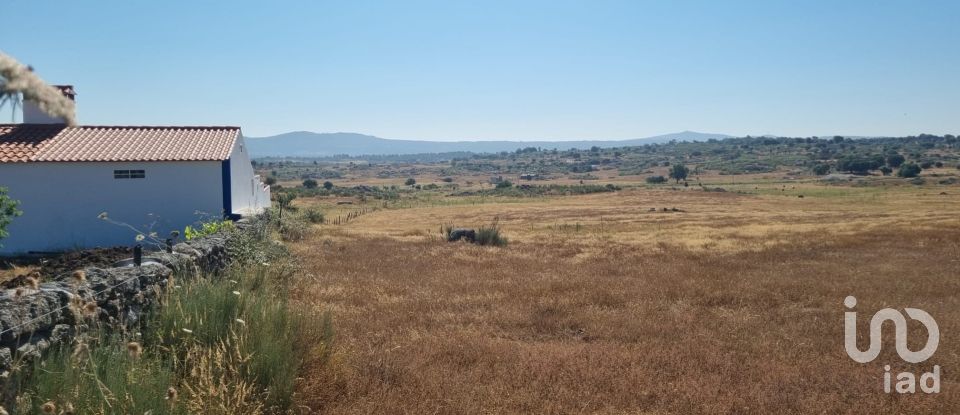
[0,233,235,372]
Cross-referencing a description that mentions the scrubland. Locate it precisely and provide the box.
[290,184,960,414]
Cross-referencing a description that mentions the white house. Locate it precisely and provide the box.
[0,86,270,255]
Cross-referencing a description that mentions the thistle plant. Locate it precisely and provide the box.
[96,211,172,249]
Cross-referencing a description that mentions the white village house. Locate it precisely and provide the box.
[0,86,270,255]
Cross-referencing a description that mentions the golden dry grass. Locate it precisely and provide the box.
[0,263,38,284]
[289,185,960,414]
[308,186,957,253]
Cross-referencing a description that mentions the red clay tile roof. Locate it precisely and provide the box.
[0,124,240,163]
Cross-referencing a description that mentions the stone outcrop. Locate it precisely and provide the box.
[447,228,477,243]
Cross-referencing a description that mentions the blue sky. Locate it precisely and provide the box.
[2,1,958,140]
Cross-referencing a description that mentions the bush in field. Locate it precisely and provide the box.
[879,166,893,176]
[323,181,334,190]
[443,220,507,247]
[645,175,667,184]
[837,154,884,174]
[279,216,309,241]
[303,179,319,189]
[226,217,287,265]
[495,180,513,189]
[303,207,325,224]
[897,162,922,178]
[405,178,416,186]
[276,192,297,212]
[475,221,508,247]
[811,163,831,175]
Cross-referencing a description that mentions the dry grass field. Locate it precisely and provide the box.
[288,184,960,414]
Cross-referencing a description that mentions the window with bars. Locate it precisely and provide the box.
[114,169,146,179]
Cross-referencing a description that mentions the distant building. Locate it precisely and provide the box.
[0,86,270,254]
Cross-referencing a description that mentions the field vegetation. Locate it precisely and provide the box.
[282,167,959,413]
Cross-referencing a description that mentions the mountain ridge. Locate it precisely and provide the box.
[245,130,734,157]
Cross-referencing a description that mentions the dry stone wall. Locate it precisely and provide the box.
[0,233,235,372]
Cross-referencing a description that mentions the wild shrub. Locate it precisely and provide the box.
[226,217,287,265]
[0,187,21,247]
[302,208,325,224]
[897,162,922,178]
[443,221,507,247]
[811,163,831,175]
[275,192,298,212]
[279,216,309,241]
[475,222,508,247]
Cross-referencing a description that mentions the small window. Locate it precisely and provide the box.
[114,169,146,179]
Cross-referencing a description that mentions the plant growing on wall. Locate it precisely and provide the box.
[0,187,22,246]
[184,220,235,240]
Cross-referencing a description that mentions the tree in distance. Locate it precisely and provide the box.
[669,164,690,183]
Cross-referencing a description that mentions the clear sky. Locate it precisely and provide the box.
[2,1,958,140]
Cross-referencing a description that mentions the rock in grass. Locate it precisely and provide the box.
[448,228,477,243]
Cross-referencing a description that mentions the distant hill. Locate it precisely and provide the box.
[244,131,733,157]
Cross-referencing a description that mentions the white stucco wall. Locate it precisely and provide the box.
[22,101,69,124]
[228,136,271,215]
[0,161,224,255]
